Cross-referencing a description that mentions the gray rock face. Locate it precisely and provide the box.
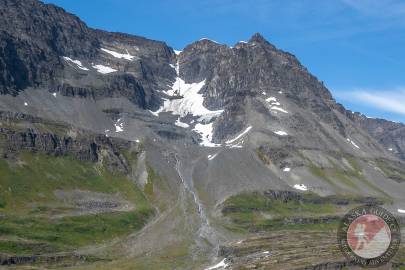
[0,0,175,110]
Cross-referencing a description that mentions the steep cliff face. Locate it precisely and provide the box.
[0,0,175,109]
[0,111,134,174]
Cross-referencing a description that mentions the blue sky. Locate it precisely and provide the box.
[43,0,405,123]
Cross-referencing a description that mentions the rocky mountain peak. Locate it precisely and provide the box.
[248,32,268,44]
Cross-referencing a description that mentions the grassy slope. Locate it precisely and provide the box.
[220,191,366,232]
[0,151,154,255]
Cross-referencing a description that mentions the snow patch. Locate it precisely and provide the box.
[294,184,308,191]
[114,118,124,133]
[225,126,252,144]
[262,91,266,95]
[283,167,291,172]
[24,102,28,106]
[265,97,288,113]
[63,57,89,71]
[388,148,393,151]
[52,92,57,97]
[174,50,182,55]
[278,91,283,94]
[101,48,134,60]
[346,138,360,149]
[205,259,229,270]
[193,122,221,147]
[175,118,189,128]
[274,130,288,136]
[93,64,117,74]
[398,209,405,214]
[266,97,277,102]
[169,64,176,69]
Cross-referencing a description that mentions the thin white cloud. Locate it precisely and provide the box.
[336,88,405,116]
[342,0,405,17]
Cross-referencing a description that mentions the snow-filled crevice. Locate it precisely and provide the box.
[151,62,224,147]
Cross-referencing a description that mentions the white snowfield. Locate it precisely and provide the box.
[225,126,252,144]
[174,50,182,55]
[101,48,135,61]
[205,259,229,270]
[346,138,360,149]
[93,64,117,74]
[151,64,224,147]
[294,184,308,191]
[194,122,221,147]
[63,57,89,71]
[274,130,288,136]
[156,77,223,120]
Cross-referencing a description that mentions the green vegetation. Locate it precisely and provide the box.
[221,191,348,233]
[377,159,405,183]
[307,156,390,198]
[0,151,147,212]
[0,209,153,254]
[0,151,154,256]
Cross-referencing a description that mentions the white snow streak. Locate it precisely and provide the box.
[346,138,360,149]
[207,153,219,161]
[63,57,89,71]
[388,148,393,151]
[225,126,252,144]
[283,167,291,172]
[398,209,405,214]
[101,48,134,60]
[294,184,308,191]
[274,130,288,136]
[93,64,117,74]
[271,106,288,113]
[205,259,229,270]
